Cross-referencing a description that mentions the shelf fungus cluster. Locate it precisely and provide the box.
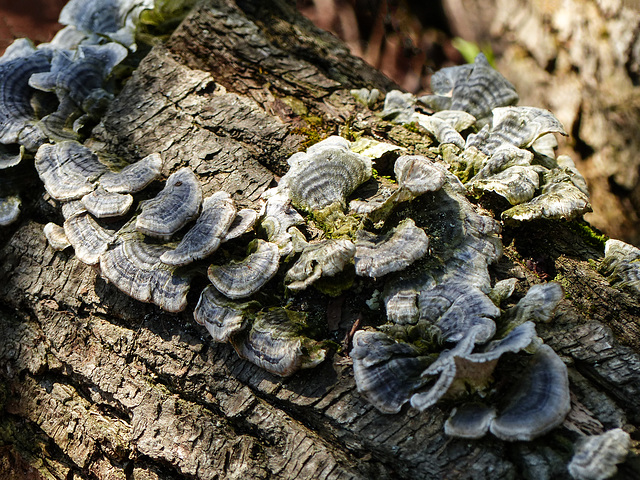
[2,4,610,449]
[0,0,158,227]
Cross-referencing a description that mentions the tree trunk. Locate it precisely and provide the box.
[1,1,639,479]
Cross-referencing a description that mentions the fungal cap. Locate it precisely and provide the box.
[231,308,327,377]
[207,239,280,299]
[194,285,258,343]
[568,428,631,480]
[0,195,21,226]
[444,404,497,439]
[351,329,431,413]
[394,155,447,196]
[285,238,356,291]
[489,344,571,441]
[100,152,163,194]
[43,222,71,251]
[81,187,133,218]
[63,212,115,265]
[136,167,203,240]
[355,218,429,278]
[160,191,236,266]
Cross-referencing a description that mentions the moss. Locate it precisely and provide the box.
[566,221,608,252]
[403,122,421,134]
[138,0,198,39]
[309,202,362,240]
[313,268,355,297]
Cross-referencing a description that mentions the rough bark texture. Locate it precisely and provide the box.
[1,1,640,479]
[444,0,640,245]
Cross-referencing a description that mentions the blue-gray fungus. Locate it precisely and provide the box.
[207,239,280,300]
[0,6,606,443]
[229,309,327,377]
[276,135,372,210]
[600,239,640,295]
[568,428,631,480]
[136,167,203,240]
[160,191,236,266]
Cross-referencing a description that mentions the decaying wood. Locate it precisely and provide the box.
[1,1,639,478]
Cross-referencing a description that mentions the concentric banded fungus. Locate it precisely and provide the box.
[355,218,429,278]
[81,187,133,218]
[502,169,591,224]
[394,155,446,196]
[600,239,640,294]
[468,144,534,182]
[29,43,128,116]
[207,239,279,299]
[444,404,497,439]
[160,191,236,266]
[508,282,564,325]
[568,428,631,480]
[222,208,258,242]
[278,136,372,210]
[35,141,107,201]
[410,322,538,412]
[43,222,71,251]
[432,110,476,131]
[99,153,162,194]
[469,165,543,205]
[417,116,465,148]
[100,236,191,313]
[230,308,327,377]
[351,330,432,413]
[260,191,305,254]
[418,282,499,343]
[0,39,51,149]
[0,144,23,169]
[63,212,115,265]
[421,53,519,123]
[285,238,356,291]
[467,106,567,156]
[194,285,258,343]
[136,167,202,240]
[0,196,21,226]
[490,344,570,441]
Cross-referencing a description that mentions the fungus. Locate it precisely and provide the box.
[230,308,327,377]
[600,239,640,294]
[469,165,543,205]
[506,282,564,325]
[355,218,429,278]
[207,239,280,299]
[285,238,356,291]
[160,191,236,266]
[489,344,571,441]
[35,141,107,201]
[43,222,71,251]
[444,404,497,439]
[99,152,163,194]
[466,106,567,156]
[0,196,21,226]
[259,190,305,255]
[277,136,372,210]
[432,110,476,131]
[193,285,258,343]
[136,167,202,240]
[420,53,519,123]
[0,39,51,150]
[394,155,447,197]
[568,428,631,480]
[99,234,191,313]
[63,212,115,265]
[351,330,432,414]
[81,187,133,218]
[222,208,258,242]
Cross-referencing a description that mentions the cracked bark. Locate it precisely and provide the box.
[1,1,639,479]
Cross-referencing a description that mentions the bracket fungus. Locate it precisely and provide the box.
[568,428,631,480]
[600,239,640,294]
[207,239,280,300]
[136,167,203,240]
[229,308,327,377]
[355,218,429,278]
[0,196,21,226]
[160,191,236,266]
[1,12,608,453]
[276,135,372,210]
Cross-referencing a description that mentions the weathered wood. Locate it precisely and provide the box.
[1,1,639,479]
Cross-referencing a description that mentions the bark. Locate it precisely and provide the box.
[1,1,639,479]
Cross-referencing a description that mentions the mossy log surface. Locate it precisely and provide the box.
[0,1,639,479]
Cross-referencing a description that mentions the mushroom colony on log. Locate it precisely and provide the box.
[0,0,635,475]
